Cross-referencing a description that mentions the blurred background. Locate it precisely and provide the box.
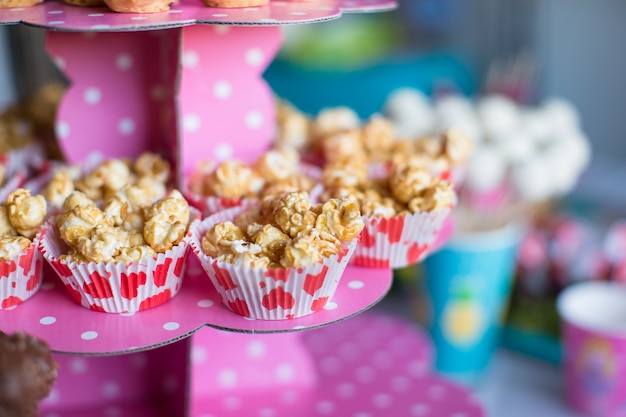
[2,0,626,207]
[1,1,626,414]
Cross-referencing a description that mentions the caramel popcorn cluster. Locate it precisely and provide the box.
[44,152,170,209]
[275,101,473,176]
[55,185,190,264]
[189,146,317,201]
[321,159,455,218]
[0,188,47,261]
[201,191,363,269]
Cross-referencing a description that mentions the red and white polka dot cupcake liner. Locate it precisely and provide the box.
[38,221,192,314]
[0,237,44,310]
[352,209,452,269]
[189,206,358,320]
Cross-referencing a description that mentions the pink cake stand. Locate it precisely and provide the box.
[38,311,484,417]
[0,256,393,355]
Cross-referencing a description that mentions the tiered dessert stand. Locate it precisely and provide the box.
[0,2,484,415]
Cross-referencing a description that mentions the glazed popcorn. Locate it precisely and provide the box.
[389,163,433,204]
[202,160,263,200]
[56,188,191,263]
[321,129,367,163]
[200,191,364,269]
[275,100,312,152]
[6,189,47,240]
[254,146,300,183]
[43,152,171,210]
[359,115,396,159]
[44,167,79,208]
[0,188,47,261]
[311,106,361,143]
[321,160,368,190]
[321,160,456,219]
[189,146,319,202]
[0,236,31,260]
[143,190,190,253]
[314,198,364,241]
[273,191,318,238]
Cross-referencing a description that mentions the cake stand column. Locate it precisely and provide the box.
[46,29,179,168]
[178,25,282,177]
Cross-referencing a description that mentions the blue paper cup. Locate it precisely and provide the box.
[420,223,524,385]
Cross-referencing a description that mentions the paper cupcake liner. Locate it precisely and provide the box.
[0,237,44,310]
[0,142,47,178]
[352,209,452,269]
[189,206,357,320]
[39,221,191,313]
[184,163,324,217]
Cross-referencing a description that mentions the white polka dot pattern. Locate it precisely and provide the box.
[0,256,392,354]
[187,311,483,417]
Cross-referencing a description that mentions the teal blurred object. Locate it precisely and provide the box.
[264,53,475,119]
[420,224,524,386]
[501,327,562,365]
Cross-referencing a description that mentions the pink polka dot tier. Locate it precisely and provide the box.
[0,257,393,355]
[0,0,397,30]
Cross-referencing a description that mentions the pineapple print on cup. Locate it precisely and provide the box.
[441,283,485,347]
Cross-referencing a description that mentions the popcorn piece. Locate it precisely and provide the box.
[44,168,75,208]
[0,204,17,237]
[201,221,245,258]
[0,236,31,261]
[76,224,126,263]
[231,251,273,269]
[314,198,364,241]
[133,152,170,183]
[322,129,366,163]
[312,106,360,140]
[322,160,368,190]
[275,100,312,151]
[62,190,95,211]
[143,191,190,253]
[408,181,455,213]
[143,213,188,253]
[281,229,340,268]
[121,212,144,232]
[76,159,131,200]
[113,183,157,212]
[115,245,156,263]
[6,189,47,240]
[361,114,396,158]
[273,191,317,238]
[144,190,190,227]
[126,229,146,247]
[58,249,89,264]
[442,127,473,164]
[359,197,398,218]
[251,224,290,263]
[56,204,105,247]
[261,174,314,200]
[103,196,129,227]
[389,163,433,204]
[205,160,264,199]
[233,207,266,238]
[255,146,300,183]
